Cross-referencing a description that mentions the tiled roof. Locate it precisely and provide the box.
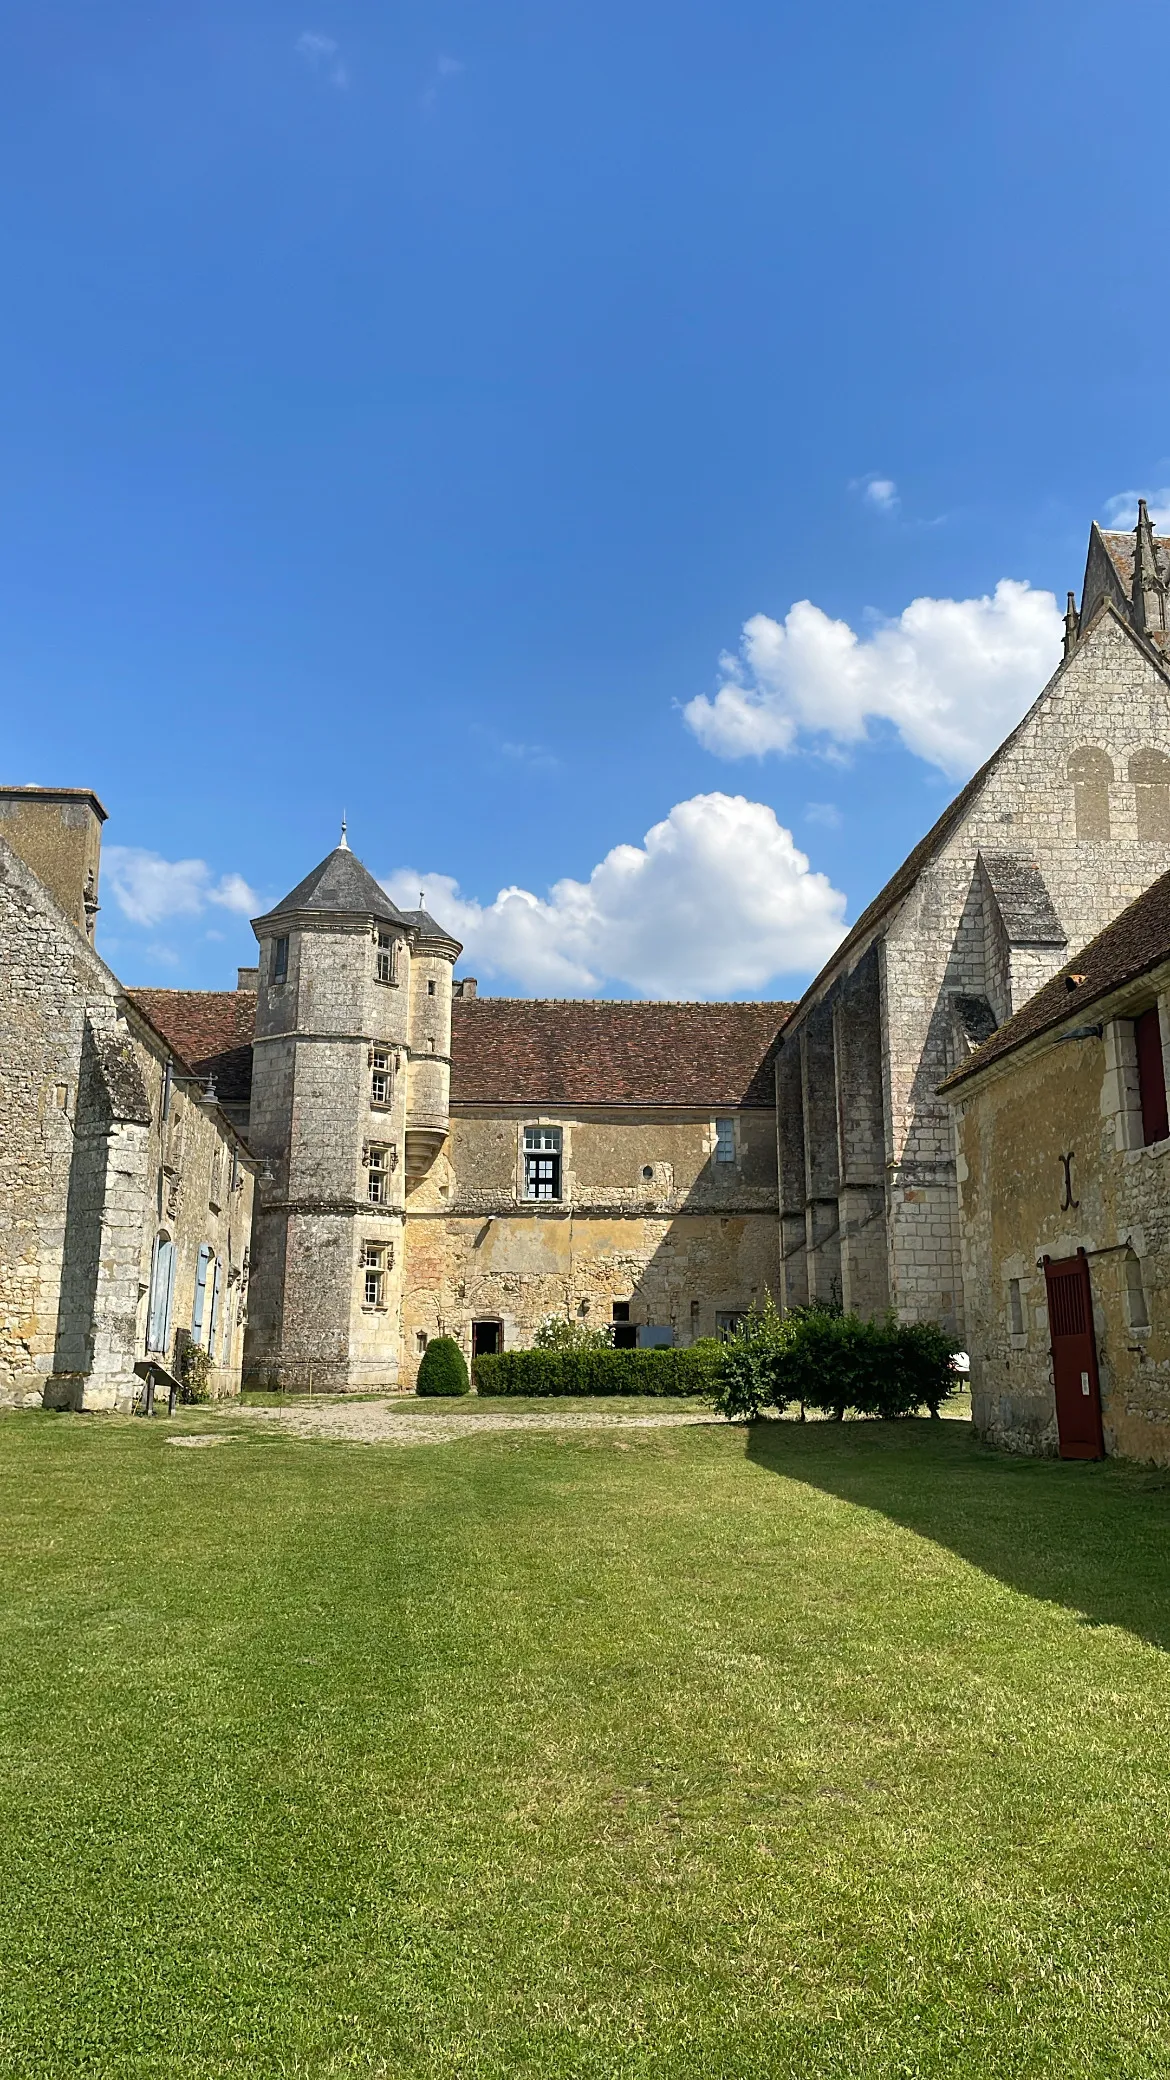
[940,866,1170,1093]
[125,990,792,1108]
[449,999,792,1107]
[127,989,257,1103]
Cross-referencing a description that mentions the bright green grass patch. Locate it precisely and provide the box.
[1,1411,1169,2078]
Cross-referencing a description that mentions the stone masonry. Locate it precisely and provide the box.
[777,514,1170,1336]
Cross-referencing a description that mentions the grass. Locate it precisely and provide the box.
[1,1408,1169,2078]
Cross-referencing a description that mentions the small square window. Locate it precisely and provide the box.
[715,1119,736,1163]
[272,936,289,984]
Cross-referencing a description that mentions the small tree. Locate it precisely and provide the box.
[416,1336,470,1397]
[709,1294,792,1421]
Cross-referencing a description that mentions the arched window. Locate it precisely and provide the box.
[1068,747,1114,840]
[147,1233,176,1355]
[1130,749,1170,841]
[192,1242,213,1344]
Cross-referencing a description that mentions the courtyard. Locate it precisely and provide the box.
[1,1401,1168,2078]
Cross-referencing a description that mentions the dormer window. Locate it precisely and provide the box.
[272,936,289,984]
[376,931,398,985]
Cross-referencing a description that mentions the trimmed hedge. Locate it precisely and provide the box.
[473,1344,722,1398]
[416,1336,470,1397]
[711,1303,959,1422]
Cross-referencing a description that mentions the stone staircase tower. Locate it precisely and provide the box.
[242,829,460,1391]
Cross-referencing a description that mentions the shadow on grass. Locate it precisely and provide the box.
[745,1417,1170,1652]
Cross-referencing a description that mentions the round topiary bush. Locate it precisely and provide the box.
[416,1335,470,1397]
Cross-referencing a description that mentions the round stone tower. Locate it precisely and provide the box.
[242,832,460,1392]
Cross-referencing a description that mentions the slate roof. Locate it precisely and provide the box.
[258,846,406,926]
[449,999,793,1107]
[979,852,1066,945]
[400,907,461,947]
[127,989,258,1104]
[1098,528,1170,598]
[940,866,1170,1093]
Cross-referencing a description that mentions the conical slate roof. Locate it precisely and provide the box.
[257,846,406,926]
[400,906,453,942]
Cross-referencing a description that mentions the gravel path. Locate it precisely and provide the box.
[224,1397,719,1448]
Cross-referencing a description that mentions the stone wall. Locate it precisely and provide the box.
[778,607,1170,1335]
[951,965,1170,1463]
[399,1104,780,1385]
[0,835,254,1411]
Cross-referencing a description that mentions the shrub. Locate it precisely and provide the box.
[473,1345,720,1397]
[532,1314,613,1351]
[709,1296,793,1421]
[178,1336,214,1406]
[416,1336,470,1397]
[710,1304,959,1422]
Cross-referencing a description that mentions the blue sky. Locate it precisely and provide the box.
[4,0,1169,997]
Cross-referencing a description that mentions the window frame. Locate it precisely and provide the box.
[272,935,289,984]
[715,1117,736,1164]
[366,1145,390,1203]
[1135,1005,1169,1146]
[523,1124,563,1201]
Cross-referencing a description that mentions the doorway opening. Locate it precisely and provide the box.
[1043,1250,1104,1459]
[472,1320,502,1359]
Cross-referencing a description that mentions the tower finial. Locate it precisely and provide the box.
[1132,498,1166,635]
[419,890,425,909]
[339,813,349,851]
[1064,590,1079,658]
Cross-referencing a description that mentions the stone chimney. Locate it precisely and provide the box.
[236,966,260,993]
[0,786,107,940]
[454,976,477,998]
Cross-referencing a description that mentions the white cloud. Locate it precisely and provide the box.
[683,579,1063,782]
[863,476,898,512]
[804,801,842,828]
[296,31,348,87]
[381,792,846,999]
[104,847,259,930]
[1103,489,1170,531]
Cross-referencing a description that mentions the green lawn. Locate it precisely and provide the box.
[2,1408,1170,2079]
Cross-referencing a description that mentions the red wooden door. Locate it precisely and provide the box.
[1043,1251,1104,1460]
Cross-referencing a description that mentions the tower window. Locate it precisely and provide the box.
[715,1118,736,1163]
[371,1049,392,1107]
[362,1242,387,1308]
[272,936,289,984]
[367,1146,390,1203]
[523,1125,562,1200]
[427,978,436,996]
[1008,1278,1024,1337]
[376,932,398,984]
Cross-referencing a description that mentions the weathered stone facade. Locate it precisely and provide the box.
[944,869,1170,1463]
[401,1102,781,1376]
[776,519,1170,1337]
[0,798,255,1411]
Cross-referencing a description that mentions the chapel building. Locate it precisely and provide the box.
[775,505,1170,1337]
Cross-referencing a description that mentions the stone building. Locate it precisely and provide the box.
[775,506,1170,1336]
[140,837,789,1388]
[0,788,255,1410]
[942,866,1170,1464]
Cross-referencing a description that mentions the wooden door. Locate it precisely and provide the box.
[1043,1251,1104,1460]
